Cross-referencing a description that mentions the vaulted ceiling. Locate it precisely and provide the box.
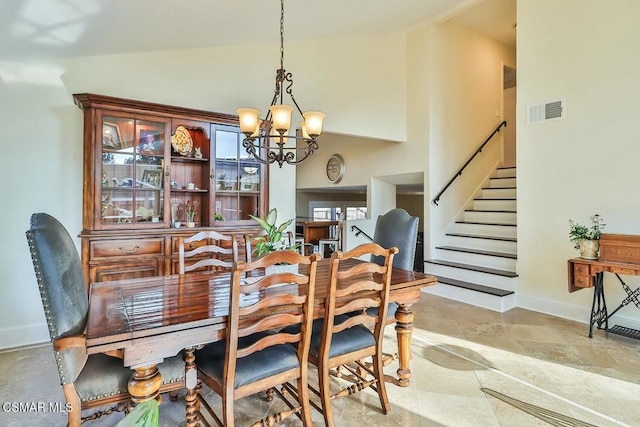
[0,0,515,62]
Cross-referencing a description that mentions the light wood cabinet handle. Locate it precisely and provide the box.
[119,245,139,255]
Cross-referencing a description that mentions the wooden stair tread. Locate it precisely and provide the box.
[455,221,516,227]
[436,246,517,259]
[426,259,518,277]
[446,233,517,242]
[464,209,517,213]
[436,276,514,297]
[482,187,516,190]
[474,198,516,201]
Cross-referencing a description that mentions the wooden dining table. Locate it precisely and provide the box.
[85,258,437,425]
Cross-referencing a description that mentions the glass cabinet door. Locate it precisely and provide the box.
[213,124,262,222]
[100,114,169,227]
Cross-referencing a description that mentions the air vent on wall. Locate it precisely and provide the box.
[527,99,564,124]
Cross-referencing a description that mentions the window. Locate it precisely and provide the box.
[345,207,367,220]
[311,204,366,221]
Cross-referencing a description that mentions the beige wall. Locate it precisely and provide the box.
[503,86,516,167]
[408,21,516,252]
[0,33,408,349]
[517,0,640,328]
[296,133,425,190]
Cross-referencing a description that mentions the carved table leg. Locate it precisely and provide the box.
[394,303,415,387]
[184,347,200,427]
[128,365,163,405]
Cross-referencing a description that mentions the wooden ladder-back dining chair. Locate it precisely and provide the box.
[178,230,239,274]
[194,250,320,427]
[25,213,185,427]
[309,243,398,427]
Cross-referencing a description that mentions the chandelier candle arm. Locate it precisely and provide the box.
[235,0,325,167]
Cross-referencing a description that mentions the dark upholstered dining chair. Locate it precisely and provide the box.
[178,230,239,274]
[25,213,185,426]
[371,208,419,271]
[308,243,398,427]
[369,208,420,325]
[194,250,320,427]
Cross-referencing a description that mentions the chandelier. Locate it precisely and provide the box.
[236,0,325,167]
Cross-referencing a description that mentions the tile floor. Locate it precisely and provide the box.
[1,294,640,426]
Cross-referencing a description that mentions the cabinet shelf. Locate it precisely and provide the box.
[171,156,209,163]
[169,189,208,193]
[103,187,163,191]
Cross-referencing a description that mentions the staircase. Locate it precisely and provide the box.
[424,166,517,312]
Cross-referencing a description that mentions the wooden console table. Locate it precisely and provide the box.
[567,233,640,339]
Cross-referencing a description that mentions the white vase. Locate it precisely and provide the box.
[265,263,298,276]
[579,239,599,260]
[186,221,196,228]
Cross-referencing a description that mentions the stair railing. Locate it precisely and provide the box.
[350,225,373,242]
[432,120,507,206]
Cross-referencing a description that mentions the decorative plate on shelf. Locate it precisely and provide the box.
[171,125,193,156]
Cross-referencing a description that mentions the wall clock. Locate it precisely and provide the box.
[326,154,345,184]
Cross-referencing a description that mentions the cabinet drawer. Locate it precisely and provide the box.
[91,238,164,259]
[573,263,590,277]
[573,275,593,289]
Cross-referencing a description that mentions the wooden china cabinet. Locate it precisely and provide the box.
[74,93,268,284]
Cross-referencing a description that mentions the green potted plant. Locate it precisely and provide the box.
[569,214,605,259]
[115,400,158,427]
[248,208,299,257]
[249,208,300,274]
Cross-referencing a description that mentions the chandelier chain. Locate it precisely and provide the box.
[236,0,325,167]
[280,0,285,70]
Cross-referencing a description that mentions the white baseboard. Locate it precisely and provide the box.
[517,293,640,331]
[423,288,640,333]
[0,322,49,351]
